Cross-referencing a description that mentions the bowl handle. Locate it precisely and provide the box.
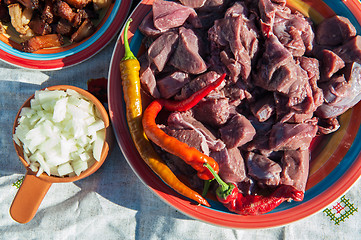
[10,171,52,224]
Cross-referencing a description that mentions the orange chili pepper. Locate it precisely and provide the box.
[120,18,210,206]
[142,74,226,180]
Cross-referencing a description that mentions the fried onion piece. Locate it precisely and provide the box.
[8,3,32,35]
[70,18,95,42]
[93,0,110,10]
[21,34,63,52]
[21,7,32,25]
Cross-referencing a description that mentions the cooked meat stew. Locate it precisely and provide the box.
[0,0,110,52]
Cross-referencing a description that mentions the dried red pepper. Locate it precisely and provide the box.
[142,74,226,180]
[204,163,304,215]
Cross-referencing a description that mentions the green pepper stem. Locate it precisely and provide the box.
[122,18,136,61]
[202,179,212,197]
[203,163,229,192]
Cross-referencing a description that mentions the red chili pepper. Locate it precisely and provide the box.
[204,163,304,215]
[223,183,303,215]
[159,73,226,112]
[142,74,226,180]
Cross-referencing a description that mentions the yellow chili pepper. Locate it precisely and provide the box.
[119,18,210,207]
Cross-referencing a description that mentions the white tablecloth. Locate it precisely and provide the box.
[1,38,360,240]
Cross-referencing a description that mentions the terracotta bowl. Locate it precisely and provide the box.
[10,85,112,224]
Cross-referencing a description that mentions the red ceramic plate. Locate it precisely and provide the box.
[0,0,132,70]
[108,0,361,228]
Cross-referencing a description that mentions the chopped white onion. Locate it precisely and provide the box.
[14,89,105,177]
[57,162,73,176]
[36,167,44,177]
[72,160,88,176]
[53,97,68,122]
[93,129,105,161]
[29,162,39,172]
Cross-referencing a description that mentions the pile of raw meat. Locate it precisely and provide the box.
[138,0,361,196]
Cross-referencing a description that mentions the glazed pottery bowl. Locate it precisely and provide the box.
[108,0,361,228]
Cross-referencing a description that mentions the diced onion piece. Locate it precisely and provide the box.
[41,100,56,112]
[30,98,42,111]
[50,166,60,176]
[44,149,69,166]
[93,129,105,161]
[24,152,30,164]
[79,151,91,162]
[14,123,29,143]
[25,128,46,153]
[36,167,44,177]
[77,135,91,147]
[40,120,55,137]
[29,162,40,172]
[28,112,41,125]
[78,98,92,112]
[19,107,34,118]
[23,145,31,155]
[38,136,59,153]
[72,160,88,176]
[84,116,96,126]
[36,89,66,104]
[29,163,39,172]
[57,162,73,176]
[88,119,105,135]
[13,133,21,147]
[29,152,50,175]
[60,137,77,159]
[66,89,83,98]
[73,118,87,138]
[67,104,90,119]
[53,97,68,122]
